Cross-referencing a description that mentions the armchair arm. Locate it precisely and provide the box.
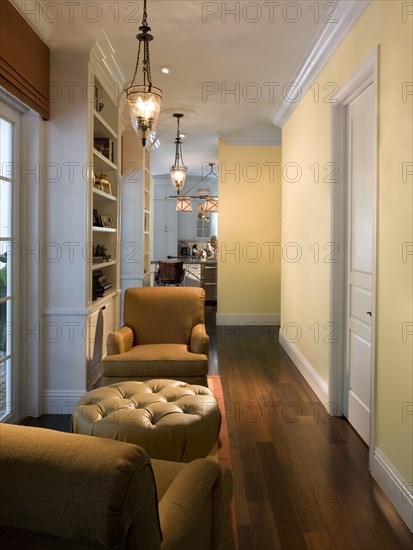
[155,458,235,550]
[107,326,134,356]
[190,323,209,356]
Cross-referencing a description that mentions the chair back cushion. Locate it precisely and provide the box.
[124,287,205,345]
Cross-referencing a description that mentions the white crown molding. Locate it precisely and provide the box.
[271,0,371,128]
[90,30,127,93]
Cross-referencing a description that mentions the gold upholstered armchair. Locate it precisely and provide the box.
[102,287,209,386]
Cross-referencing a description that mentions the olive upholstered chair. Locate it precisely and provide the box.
[102,287,209,386]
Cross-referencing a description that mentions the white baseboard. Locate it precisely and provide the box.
[42,390,85,415]
[279,332,412,533]
[372,448,413,532]
[216,313,280,325]
[279,330,329,405]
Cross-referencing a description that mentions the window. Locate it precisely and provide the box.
[0,103,20,422]
[196,203,210,238]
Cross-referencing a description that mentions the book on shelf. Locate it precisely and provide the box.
[92,269,113,300]
[95,289,113,298]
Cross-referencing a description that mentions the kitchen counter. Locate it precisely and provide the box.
[151,257,217,265]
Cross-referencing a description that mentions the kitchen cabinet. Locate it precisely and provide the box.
[153,184,178,260]
[201,263,217,301]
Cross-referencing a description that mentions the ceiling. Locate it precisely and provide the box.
[12,0,369,177]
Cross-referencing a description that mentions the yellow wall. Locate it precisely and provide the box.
[218,141,281,315]
[281,1,412,481]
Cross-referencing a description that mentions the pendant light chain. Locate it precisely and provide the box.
[175,117,185,166]
[145,40,153,88]
[129,42,141,88]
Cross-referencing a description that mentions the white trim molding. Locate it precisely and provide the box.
[279,329,329,406]
[271,0,371,128]
[91,30,127,92]
[372,449,413,532]
[42,390,85,415]
[216,313,280,326]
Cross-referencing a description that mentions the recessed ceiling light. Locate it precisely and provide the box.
[160,66,171,74]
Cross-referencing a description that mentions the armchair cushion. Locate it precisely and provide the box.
[102,343,208,379]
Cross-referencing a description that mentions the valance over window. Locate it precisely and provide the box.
[0,0,49,119]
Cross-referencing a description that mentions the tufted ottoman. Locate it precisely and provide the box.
[71,379,221,462]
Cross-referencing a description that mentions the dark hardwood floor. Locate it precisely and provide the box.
[24,305,413,549]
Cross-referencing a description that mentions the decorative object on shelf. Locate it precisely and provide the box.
[93,174,102,189]
[170,113,187,194]
[94,173,112,195]
[125,0,162,146]
[100,215,113,228]
[93,137,114,162]
[92,244,112,264]
[93,209,102,227]
[170,162,218,212]
[100,179,112,195]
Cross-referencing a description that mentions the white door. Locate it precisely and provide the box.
[345,84,376,444]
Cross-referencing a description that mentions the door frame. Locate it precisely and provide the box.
[0,100,21,423]
[329,47,379,469]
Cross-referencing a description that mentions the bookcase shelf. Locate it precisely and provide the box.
[42,42,122,397]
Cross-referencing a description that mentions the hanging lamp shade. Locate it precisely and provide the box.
[176,197,192,212]
[126,0,162,146]
[170,113,187,193]
[202,198,218,212]
[127,85,162,143]
[170,166,187,193]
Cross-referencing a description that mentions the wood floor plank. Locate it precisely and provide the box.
[257,441,309,550]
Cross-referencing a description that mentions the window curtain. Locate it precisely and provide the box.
[0,0,49,119]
